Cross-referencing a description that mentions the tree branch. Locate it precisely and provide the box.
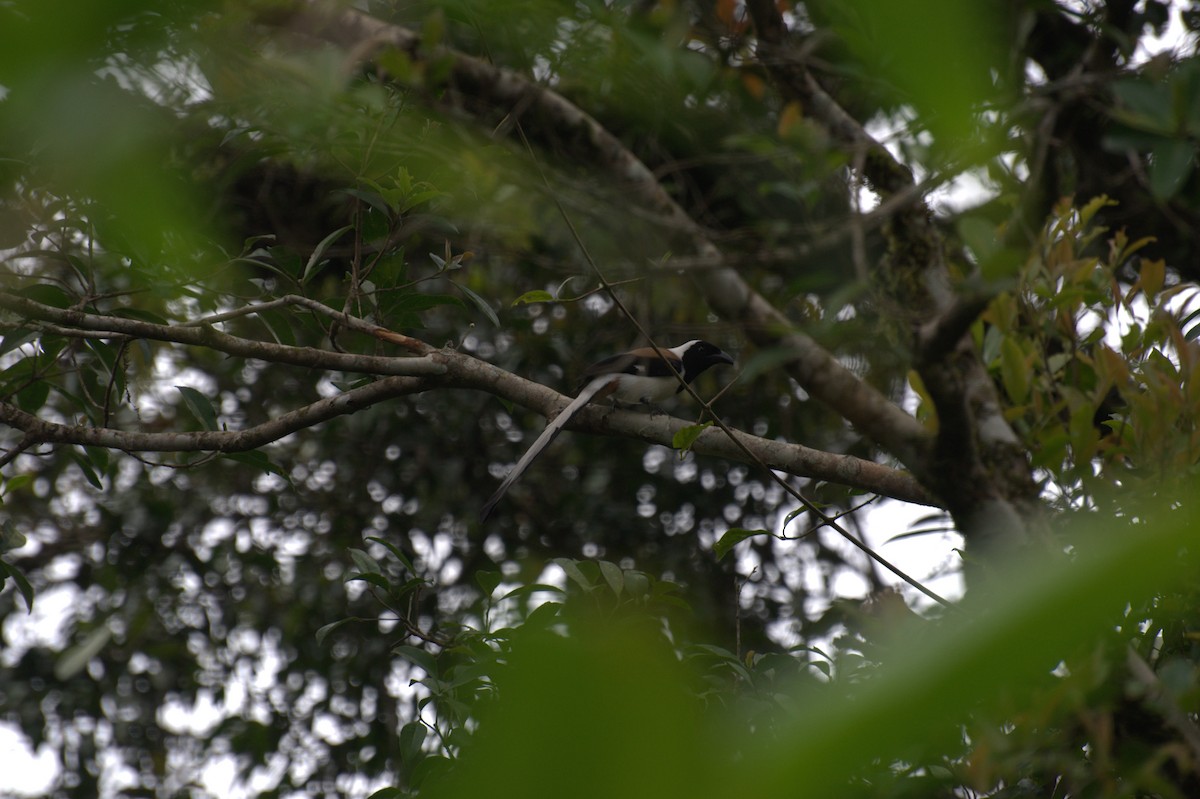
[0,376,430,454]
[505,382,937,507]
[273,0,934,478]
[0,293,443,376]
[915,292,995,364]
[0,294,935,506]
[744,0,1044,544]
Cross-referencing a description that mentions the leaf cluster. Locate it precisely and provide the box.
[341,493,1200,799]
[2,1,1200,797]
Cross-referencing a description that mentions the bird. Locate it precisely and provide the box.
[480,339,735,521]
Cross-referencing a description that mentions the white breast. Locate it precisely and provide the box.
[605,374,678,405]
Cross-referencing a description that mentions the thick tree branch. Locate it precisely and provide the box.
[915,292,995,364]
[477,366,937,507]
[744,0,1044,544]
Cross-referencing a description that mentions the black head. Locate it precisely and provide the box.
[677,339,735,383]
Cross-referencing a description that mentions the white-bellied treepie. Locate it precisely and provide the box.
[481,339,735,520]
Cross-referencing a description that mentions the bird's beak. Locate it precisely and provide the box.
[716,350,735,366]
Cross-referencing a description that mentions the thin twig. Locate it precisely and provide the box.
[0,293,441,371]
[0,376,430,454]
[177,296,296,327]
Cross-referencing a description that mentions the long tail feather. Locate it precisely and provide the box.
[480,377,612,521]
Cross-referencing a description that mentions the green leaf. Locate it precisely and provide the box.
[444,661,493,690]
[1148,138,1195,200]
[713,527,770,561]
[16,378,50,414]
[498,583,566,601]
[1113,78,1172,130]
[686,643,754,680]
[365,536,417,574]
[222,451,291,482]
[18,283,73,308]
[348,547,384,577]
[806,659,832,679]
[409,755,453,789]
[511,290,555,306]
[552,557,594,592]
[0,474,34,499]
[85,446,109,474]
[302,224,354,284]
[257,309,298,347]
[781,504,809,533]
[338,187,393,217]
[70,451,104,489]
[999,337,1031,404]
[957,215,1000,265]
[394,644,438,677]
[383,292,463,328]
[0,519,27,550]
[623,570,650,599]
[347,572,392,591]
[331,376,375,393]
[739,499,1198,798]
[476,569,502,598]
[388,293,463,314]
[242,248,303,287]
[367,788,406,799]
[0,330,36,359]
[452,281,500,327]
[0,559,35,611]
[598,560,624,598]
[1139,257,1166,299]
[391,577,428,599]
[523,600,562,627]
[315,617,359,646]
[109,306,170,325]
[673,421,713,452]
[399,720,427,765]
[1077,194,1118,227]
[175,385,219,431]
[397,186,445,212]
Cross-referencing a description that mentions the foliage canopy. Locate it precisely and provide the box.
[2,0,1200,796]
